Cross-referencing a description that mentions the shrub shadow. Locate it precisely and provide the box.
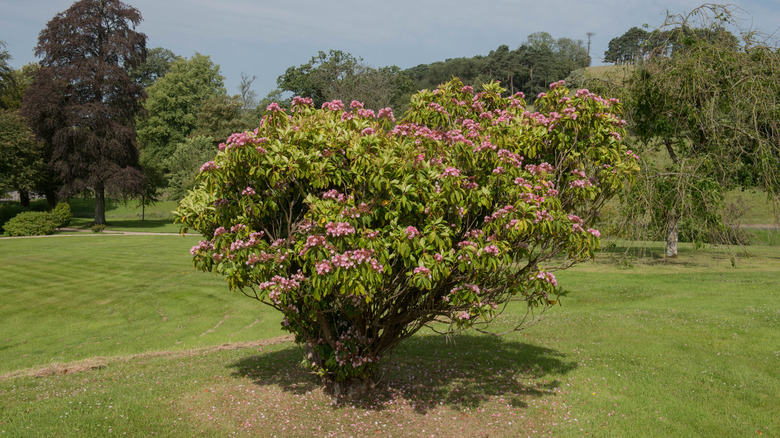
[227,333,576,413]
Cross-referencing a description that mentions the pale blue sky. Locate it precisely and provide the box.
[2,0,778,97]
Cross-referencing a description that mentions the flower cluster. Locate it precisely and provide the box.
[314,249,383,275]
[200,161,218,172]
[322,189,350,203]
[535,271,558,286]
[291,96,313,107]
[413,266,432,278]
[325,221,355,237]
[190,240,214,256]
[321,100,345,111]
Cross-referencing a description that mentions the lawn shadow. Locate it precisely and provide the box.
[227,333,575,414]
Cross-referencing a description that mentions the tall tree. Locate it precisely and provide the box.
[604,27,650,64]
[621,5,779,256]
[0,111,47,206]
[21,0,147,224]
[276,50,411,111]
[237,73,258,111]
[0,41,16,110]
[136,53,225,163]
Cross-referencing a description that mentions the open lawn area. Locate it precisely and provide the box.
[1,235,778,436]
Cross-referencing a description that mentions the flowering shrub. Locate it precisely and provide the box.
[175,79,638,386]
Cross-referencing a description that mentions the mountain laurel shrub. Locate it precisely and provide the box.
[175,79,639,387]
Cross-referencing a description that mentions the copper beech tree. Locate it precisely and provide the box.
[22,0,147,223]
[175,79,638,389]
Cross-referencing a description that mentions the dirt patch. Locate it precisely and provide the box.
[0,335,294,380]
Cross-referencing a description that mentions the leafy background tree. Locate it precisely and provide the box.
[136,53,226,165]
[404,32,589,98]
[604,27,650,64]
[0,110,47,206]
[276,50,413,111]
[165,135,216,200]
[20,0,148,224]
[594,5,780,257]
[130,46,179,89]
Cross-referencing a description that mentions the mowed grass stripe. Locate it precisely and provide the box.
[0,235,284,374]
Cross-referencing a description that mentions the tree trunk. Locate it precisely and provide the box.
[44,187,58,209]
[19,190,30,208]
[666,208,678,258]
[94,184,106,225]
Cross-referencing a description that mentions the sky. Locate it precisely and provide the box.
[2,0,779,98]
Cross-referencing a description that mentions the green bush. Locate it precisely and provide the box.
[0,203,28,233]
[51,202,73,228]
[177,79,639,386]
[91,224,106,233]
[3,211,58,236]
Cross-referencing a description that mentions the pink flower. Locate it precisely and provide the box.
[458,311,470,320]
[405,226,420,239]
[315,261,333,275]
[350,100,364,109]
[266,102,283,112]
[325,221,355,237]
[213,227,227,237]
[434,253,444,262]
[377,107,395,121]
[414,266,432,278]
[291,96,313,107]
[361,127,375,136]
[536,271,558,286]
[482,244,500,256]
[441,167,461,178]
[200,161,218,172]
[242,187,256,196]
[321,100,345,111]
[588,228,601,238]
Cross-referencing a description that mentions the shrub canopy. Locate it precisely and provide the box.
[175,79,638,384]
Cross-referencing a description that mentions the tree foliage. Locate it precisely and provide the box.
[136,53,225,163]
[130,46,179,88]
[0,110,47,203]
[277,50,414,112]
[618,4,780,256]
[0,41,18,111]
[407,33,589,98]
[175,79,638,389]
[165,135,217,201]
[20,0,147,224]
[604,27,650,64]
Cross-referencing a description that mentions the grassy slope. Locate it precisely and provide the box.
[0,235,778,436]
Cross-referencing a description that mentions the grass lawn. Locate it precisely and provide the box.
[67,197,183,233]
[0,235,778,436]
[0,235,283,374]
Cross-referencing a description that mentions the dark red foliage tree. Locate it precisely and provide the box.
[22,0,147,224]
